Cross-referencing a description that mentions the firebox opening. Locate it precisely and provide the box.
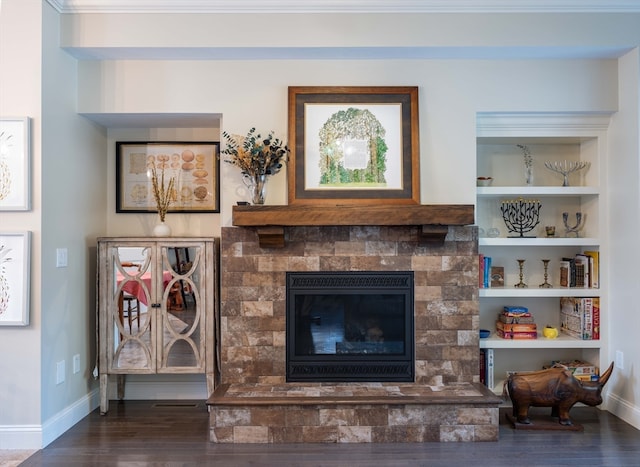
[286,271,414,382]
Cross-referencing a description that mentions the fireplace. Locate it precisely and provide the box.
[286,271,414,382]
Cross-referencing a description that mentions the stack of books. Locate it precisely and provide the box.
[496,306,537,339]
[544,359,600,381]
[560,297,600,340]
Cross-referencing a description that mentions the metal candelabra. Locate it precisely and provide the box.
[563,212,585,238]
[544,160,591,187]
[500,198,542,238]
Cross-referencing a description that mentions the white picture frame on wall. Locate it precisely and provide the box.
[0,231,31,326]
[0,117,31,211]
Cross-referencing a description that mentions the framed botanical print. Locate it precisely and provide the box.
[116,141,220,213]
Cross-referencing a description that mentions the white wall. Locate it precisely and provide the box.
[0,0,43,449]
[607,48,640,428]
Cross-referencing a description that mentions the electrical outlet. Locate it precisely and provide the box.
[73,354,80,374]
[56,248,68,268]
[616,350,624,370]
[56,360,65,384]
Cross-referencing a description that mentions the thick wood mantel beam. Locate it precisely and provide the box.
[232,204,475,247]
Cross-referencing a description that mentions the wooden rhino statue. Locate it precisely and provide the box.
[506,362,614,426]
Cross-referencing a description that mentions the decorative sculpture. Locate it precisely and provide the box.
[563,212,585,238]
[506,362,614,426]
[500,198,542,238]
[544,160,591,187]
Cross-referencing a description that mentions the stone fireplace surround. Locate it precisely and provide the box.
[208,220,501,443]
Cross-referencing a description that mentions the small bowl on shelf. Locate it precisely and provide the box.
[476,176,493,187]
[479,329,491,339]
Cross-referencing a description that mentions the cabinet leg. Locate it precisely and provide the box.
[100,374,109,415]
[117,374,126,400]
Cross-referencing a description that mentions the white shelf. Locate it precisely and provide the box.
[477,186,599,197]
[480,334,601,349]
[480,287,600,298]
[479,237,599,247]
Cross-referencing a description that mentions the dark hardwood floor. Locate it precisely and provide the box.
[19,402,640,466]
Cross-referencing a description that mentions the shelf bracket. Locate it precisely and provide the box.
[418,225,449,245]
[256,227,285,248]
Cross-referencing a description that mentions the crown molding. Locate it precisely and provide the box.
[44,0,640,14]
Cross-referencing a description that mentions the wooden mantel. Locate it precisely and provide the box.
[232,204,475,247]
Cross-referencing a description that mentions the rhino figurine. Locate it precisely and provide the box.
[506,361,614,426]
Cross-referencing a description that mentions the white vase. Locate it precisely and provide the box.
[153,221,171,237]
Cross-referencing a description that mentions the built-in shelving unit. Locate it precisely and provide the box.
[476,112,611,394]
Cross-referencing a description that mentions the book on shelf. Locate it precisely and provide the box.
[479,348,486,386]
[560,296,600,340]
[559,260,571,288]
[559,252,599,288]
[496,329,538,339]
[479,254,484,288]
[574,254,589,288]
[486,348,494,389]
[490,266,504,287]
[502,306,530,317]
[496,321,537,333]
[498,313,535,324]
[545,359,598,376]
[584,250,600,288]
[483,256,491,288]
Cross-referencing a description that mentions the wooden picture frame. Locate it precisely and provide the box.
[288,86,420,205]
[0,231,31,326]
[116,141,220,214]
[0,117,31,211]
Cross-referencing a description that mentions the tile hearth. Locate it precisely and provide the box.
[208,382,500,443]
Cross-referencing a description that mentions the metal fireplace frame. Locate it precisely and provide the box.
[286,271,415,382]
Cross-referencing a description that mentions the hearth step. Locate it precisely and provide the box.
[207,382,501,443]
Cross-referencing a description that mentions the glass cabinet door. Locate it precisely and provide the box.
[109,245,155,372]
[157,244,206,372]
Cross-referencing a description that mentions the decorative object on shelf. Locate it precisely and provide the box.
[545,225,556,237]
[517,144,533,186]
[539,259,552,288]
[506,362,613,426]
[487,227,500,238]
[562,212,585,238]
[543,160,591,187]
[514,259,527,288]
[542,325,558,339]
[150,166,175,237]
[500,198,541,238]
[288,86,420,206]
[476,176,493,187]
[221,127,289,205]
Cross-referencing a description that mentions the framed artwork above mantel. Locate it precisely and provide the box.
[288,86,420,206]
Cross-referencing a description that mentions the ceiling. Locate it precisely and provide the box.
[44,0,640,14]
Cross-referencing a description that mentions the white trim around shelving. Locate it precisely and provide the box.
[479,334,602,349]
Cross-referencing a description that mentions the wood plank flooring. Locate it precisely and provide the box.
[18,401,640,466]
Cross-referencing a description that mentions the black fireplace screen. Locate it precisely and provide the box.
[286,271,414,382]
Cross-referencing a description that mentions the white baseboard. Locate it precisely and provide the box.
[0,424,42,450]
[42,389,101,447]
[605,392,640,430]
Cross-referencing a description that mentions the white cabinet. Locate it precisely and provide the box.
[97,237,218,414]
[476,113,611,393]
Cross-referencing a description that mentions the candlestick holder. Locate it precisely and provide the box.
[544,160,591,187]
[514,259,528,288]
[539,259,552,288]
[563,212,585,238]
[500,198,542,238]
